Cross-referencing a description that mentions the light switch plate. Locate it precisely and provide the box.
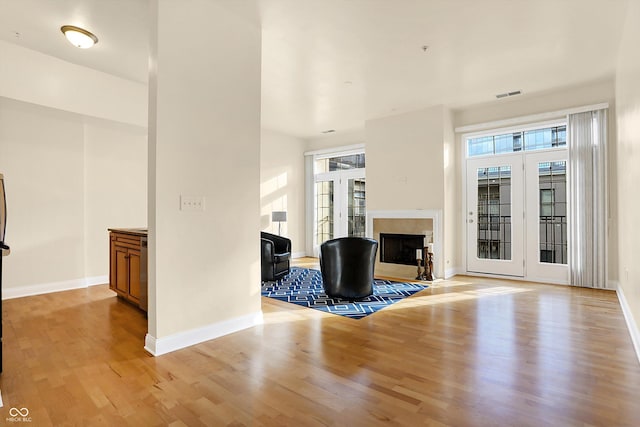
[180,195,205,212]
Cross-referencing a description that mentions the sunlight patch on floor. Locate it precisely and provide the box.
[383,286,533,310]
[261,306,333,325]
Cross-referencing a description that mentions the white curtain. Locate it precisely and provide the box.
[568,109,608,288]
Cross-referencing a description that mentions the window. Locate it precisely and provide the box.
[538,161,567,265]
[476,166,512,260]
[468,125,566,157]
[540,189,554,217]
[315,153,365,173]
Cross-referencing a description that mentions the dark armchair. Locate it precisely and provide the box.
[319,237,378,300]
[261,232,291,281]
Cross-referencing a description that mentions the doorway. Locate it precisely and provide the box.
[313,152,366,255]
[465,123,569,283]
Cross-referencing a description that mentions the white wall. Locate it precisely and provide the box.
[0,40,147,128]
[84,119,148,278]
[615,1,640,348]
[365,106,446,211]
[147,0,262,355]
[305,128,365,152]
[260,129,306,255]
[0,98,84,290]
[454,79,615,128]
[443,108,458,276]
[0,97,147,296]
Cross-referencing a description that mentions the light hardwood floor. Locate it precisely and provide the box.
[1,258,639,426]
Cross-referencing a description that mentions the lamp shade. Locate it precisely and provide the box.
[272,211,287,222]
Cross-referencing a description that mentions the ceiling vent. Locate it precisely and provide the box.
[496,90,522,99]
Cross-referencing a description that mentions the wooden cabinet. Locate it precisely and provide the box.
[109,229,148,312]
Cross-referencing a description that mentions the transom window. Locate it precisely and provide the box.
[468,125,566,157]
[315,153,365,173]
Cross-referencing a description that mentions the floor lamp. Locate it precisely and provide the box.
[272,211,287,235]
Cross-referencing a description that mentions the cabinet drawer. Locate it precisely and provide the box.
[113,241,140,250]
[112,235,142,249]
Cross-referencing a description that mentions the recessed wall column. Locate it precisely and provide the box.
[365,105,453,277]
[147,0,262,355]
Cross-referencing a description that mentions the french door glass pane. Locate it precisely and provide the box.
[316,181,334,245]
[348,178,366,237]
[538,161,567,264]
[477,166,512,260]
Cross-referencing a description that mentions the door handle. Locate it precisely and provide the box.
[468,219,474,223]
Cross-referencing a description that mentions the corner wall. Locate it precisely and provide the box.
[0,97,147,297]
[260,129,306,256]
[443,108,458,277]
[84,119,148,278]
[147,0,262,354]
[615,0,640,358]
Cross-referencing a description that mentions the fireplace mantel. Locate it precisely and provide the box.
[366,209,442,279]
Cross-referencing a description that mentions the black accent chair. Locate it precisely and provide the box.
[261,232,291,281]
[319,237,378,300]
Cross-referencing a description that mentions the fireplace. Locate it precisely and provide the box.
[367,209,442,279]
[380,233,425,266]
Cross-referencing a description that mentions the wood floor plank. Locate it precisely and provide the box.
[0,259,639,425]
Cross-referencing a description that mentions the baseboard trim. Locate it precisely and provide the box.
[457,271,572,286]
[144,310,264,356]
[86,275,109,286]
[616,284,640,365]
[291,251,306,259]
[444,267,463,279]
[3,275,107,300]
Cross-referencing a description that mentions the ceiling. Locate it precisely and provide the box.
[0,0,629,138]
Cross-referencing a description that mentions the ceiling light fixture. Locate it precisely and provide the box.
[60,25,98,49]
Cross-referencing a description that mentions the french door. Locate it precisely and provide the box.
[466,150,569,283]
[524,151,568,283]
[314,170,366,254]
[467,154,524,276]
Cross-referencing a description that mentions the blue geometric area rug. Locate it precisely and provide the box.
[261,267,428,319]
